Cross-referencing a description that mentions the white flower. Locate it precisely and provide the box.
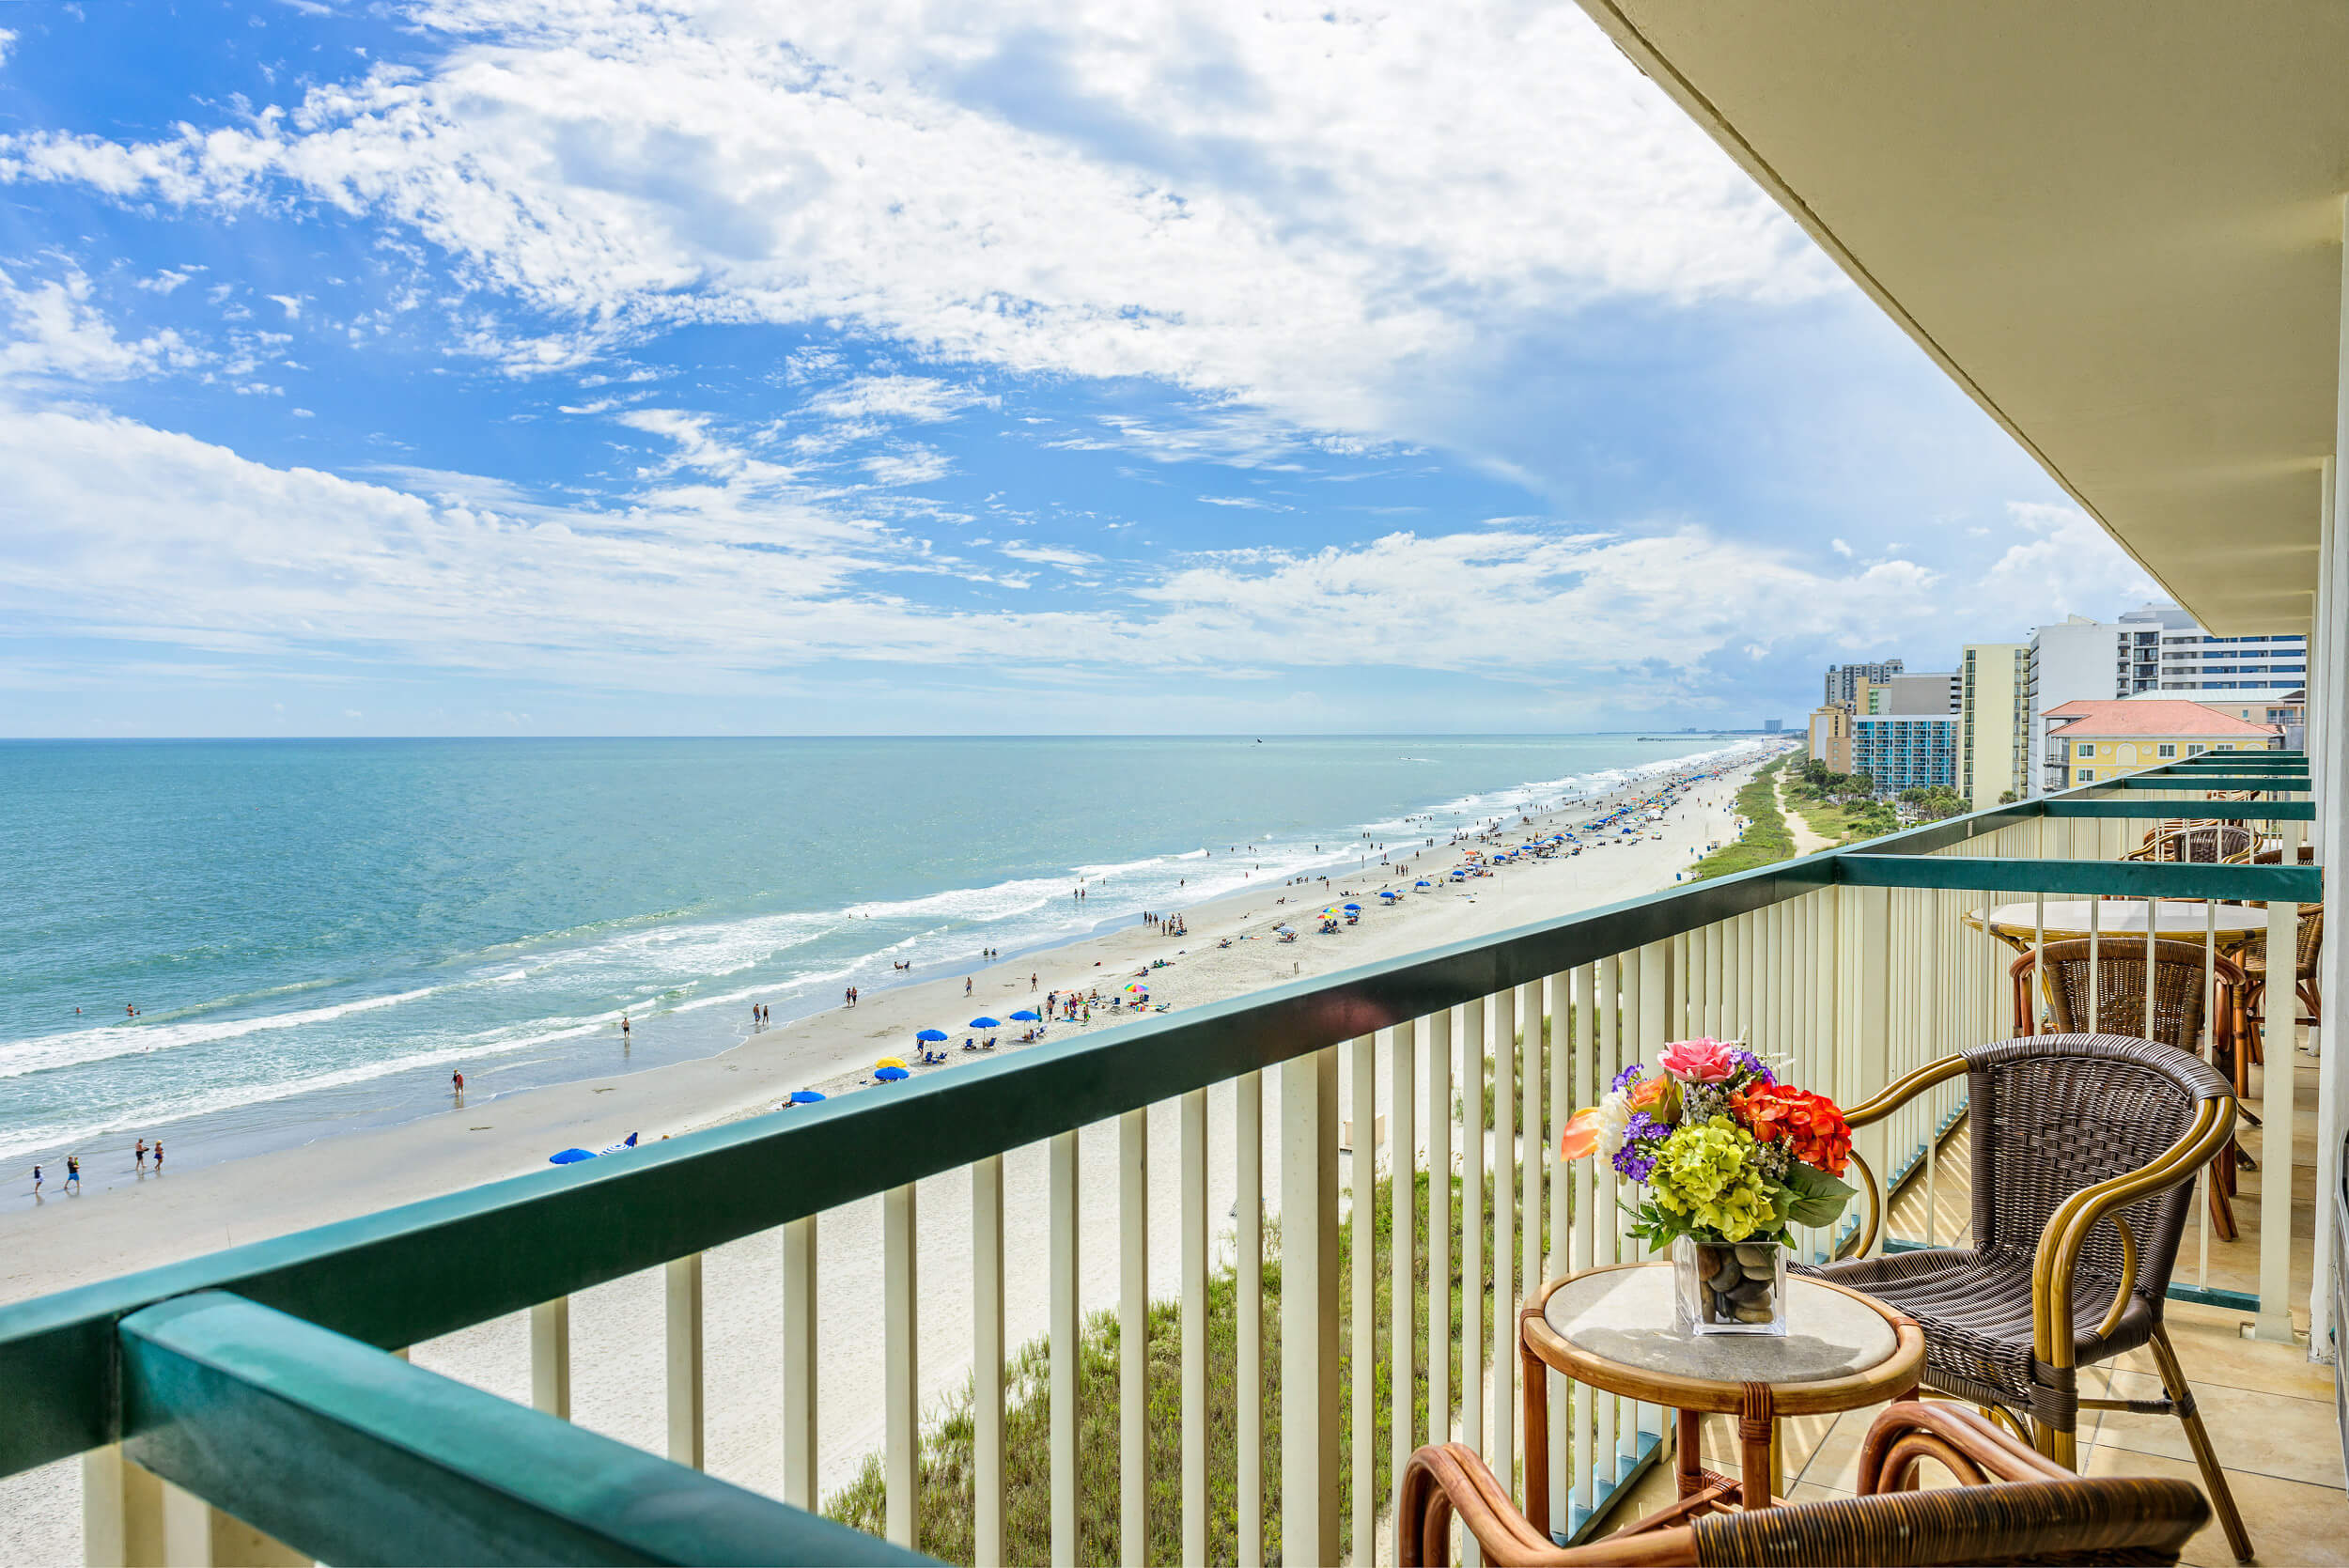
[1593,1090,1634,1161]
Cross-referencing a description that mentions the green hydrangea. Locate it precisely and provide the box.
[1646,1115,1778,1241]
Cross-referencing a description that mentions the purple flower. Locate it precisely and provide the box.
[1612,1142,1658,1182]
[1610,1062,1646,1094]
[1729,1049,1776,1085]
[1623,1110,1666,1145]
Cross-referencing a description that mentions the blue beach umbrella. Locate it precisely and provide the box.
[1415,879,1432,888]
[548,1147,596,1165]
[874,1065,910,1082]
[915,1028,949,1042]
[1009,1010,1040,1021]
[970,1016,1002,1029]
[790,1090,826,1105]
[1343,903,1361,912]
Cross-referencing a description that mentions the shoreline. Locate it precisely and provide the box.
[0,741,1786,1560]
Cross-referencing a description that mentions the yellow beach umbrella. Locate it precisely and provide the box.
[875,1056,909,1070]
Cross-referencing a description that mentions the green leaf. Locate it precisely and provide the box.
[1775,1160,1857,1228]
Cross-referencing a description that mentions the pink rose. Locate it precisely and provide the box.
[1658,1036,1735,1083]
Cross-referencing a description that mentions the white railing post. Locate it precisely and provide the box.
[2257,822,2305,1344]
[665,1253,705,1471]
[781,1216,818,1511]
[1843,886,1894,1258]
[160,1481,309,1567]
[883,1184,919,1547]
[1350,1032,1377,1568]
[1119,1108,1149,1561]
[81,1446,165,1568]
[529,1297,570,1421]
[1390,1018,1419,1529]
[1180,1088,1209,1567]
[1489,985,1516,1493]
[1281,1045,1340,1568]
[972,1159,1005,1566]
[1049,1130,1081,1568]
[1426,1007,1453,1466]
[1237,1072,1266,1568]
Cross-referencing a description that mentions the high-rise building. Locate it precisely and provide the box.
[2024,602,2304,794]
[1850,714,1958,794]
[1763,718,1782,733]
[1807,706,1852,773]
[1823,660,1904,712]
[1958,643,2028,804]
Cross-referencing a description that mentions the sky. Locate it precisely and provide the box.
[0,0,2165,737]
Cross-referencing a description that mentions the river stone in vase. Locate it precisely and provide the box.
[1672,1234,1790,1336]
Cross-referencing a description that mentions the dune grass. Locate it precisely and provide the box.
[1686,755,1793,880]
[823,1132,1555,1565]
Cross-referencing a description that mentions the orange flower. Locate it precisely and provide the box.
[1558,1108,1601,1160]
[1730,1083,1852,1176]
[1626,1074,1674,1114]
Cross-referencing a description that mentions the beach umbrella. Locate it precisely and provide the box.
[1009,1009,1040,1021]
[875,1065,910,1082]
[548,1147,596,1165]
[790,1090,826,1105]
[1415,879,1432,887]
[1275,925,1295,934]
[914,1028,949,1042]
[969,1016,1002,1029]
[1344,903,1361,911]
[877,1054,910,1068]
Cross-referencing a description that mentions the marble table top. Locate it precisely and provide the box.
[1543,1264,1898,1386]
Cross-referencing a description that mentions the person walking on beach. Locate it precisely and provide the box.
[1031,973,1037,990]
[30,1164,40,1196]
[621,1014,631,1038]
[965,976,973,996]
[65,1156,80,1192]
[152,1140,163,1171]
[134,1139,147,1170]
[452,1070,464,1099]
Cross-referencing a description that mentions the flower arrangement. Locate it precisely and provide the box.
[1560,1037,1856,1252]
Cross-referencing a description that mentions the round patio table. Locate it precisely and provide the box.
[1964,898,2266,954]
[1520,1262,1922,1518]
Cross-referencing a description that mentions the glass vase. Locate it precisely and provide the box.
[1672,1234,1789,1336]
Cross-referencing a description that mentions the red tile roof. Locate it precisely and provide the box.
[2042,699,2280,737]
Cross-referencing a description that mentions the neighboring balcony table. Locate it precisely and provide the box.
[1964,898,2266,955]
[1519,1262,1923,1523]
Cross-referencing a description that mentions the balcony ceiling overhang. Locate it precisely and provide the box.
[1577,2,2347,633]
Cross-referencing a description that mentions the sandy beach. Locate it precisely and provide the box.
[0,742,1784,1557]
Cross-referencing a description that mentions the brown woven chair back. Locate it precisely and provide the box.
[1963,1033,2229,1314]
[2129,824,2254,863]
[2015,939,2243,1052]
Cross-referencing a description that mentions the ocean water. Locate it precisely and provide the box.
[0,735,1738,1173]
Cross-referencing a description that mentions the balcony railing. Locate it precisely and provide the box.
[0,753,2320,1566]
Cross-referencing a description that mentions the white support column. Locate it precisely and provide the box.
[781,1215,818,1510]
[883,1183,920,1545]
[529,1297,570,1421]
[972,1159,1005,1565]
[2313,201,2349,1363]
[2258,834,2304,1346]
[1118,1108,1149,1563]
[1281,1046,1341,1568]
[664,1253,705,1471]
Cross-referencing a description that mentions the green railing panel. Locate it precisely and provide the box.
[1835,855,2321,902]
[2040,800,2316,820]
[120,1293,923,1567]
[2113,776,2308,791]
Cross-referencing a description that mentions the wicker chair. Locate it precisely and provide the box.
[1399,1400,2209,1565]
[2122,824,2254,864]
[1797,1034,2250,1561]
[2234,905,2323,1028]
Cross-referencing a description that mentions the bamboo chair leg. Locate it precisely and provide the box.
[2149,1326,2253,1564]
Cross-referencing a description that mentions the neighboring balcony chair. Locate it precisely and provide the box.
[1796,1034,2251,1562]
[2122,823,2255,864]
[1399,1400,2209,1566]
[2233,904,2323,1031]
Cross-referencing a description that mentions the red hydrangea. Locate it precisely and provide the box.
[1730,1083,1853,1176]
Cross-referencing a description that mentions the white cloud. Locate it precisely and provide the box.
[0,268,200,381]
[997,542,1098,568]
[1830,537,1852,557]
[803,375,992,424]
[269,293,303,319]
[1198,495,1288,511]
[1983,501,2160,621]
[0,0,1835,446]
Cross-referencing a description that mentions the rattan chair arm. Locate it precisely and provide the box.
[2030,1095,2235,1370]
[1856,1401,2074,1492]
[2093,1216,2139,1342]
[1831,1144,1883,1262]
[1837,1052,1969,1131]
